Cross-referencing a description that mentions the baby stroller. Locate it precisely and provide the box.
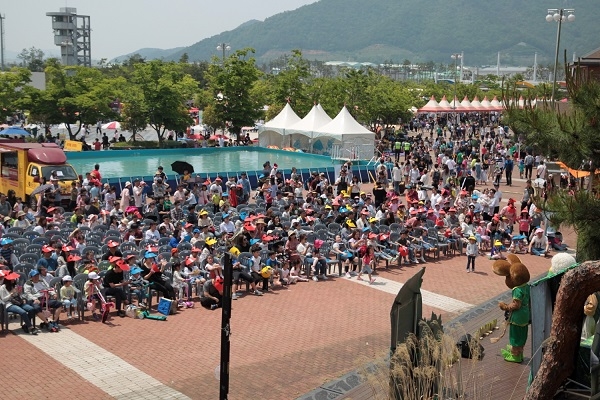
[508,235,528,254]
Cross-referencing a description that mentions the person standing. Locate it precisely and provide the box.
[492,183,502,215]
[393,139,402,162]
[524,153,534,180]
[504,156,514,186]
[536,160,547,180]
[120,181,132,212]
[90,164,102,183]
[521,180,535,211]
[465,236,478,272]
[132,180,144,214]
[392,163,403,194]
[237,172,251,204]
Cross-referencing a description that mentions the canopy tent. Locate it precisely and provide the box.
[313,106,375,159]
[470,96,484,111]
[417,96,443,113]
[448,96,462,111]
[438,95,452,110]
[460,96,475,112]
[480,96,493,109]
[258,103,301,148]
[489,96,503,111]
[286,104,332,151]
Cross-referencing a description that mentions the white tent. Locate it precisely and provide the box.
[286,104,332,151]
[258,103,301,148]
[313,106,375,159]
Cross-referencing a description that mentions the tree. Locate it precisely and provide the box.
[131,60,197,143]
[26,59,119,139]
[361,77,414,129]
[505,68,600,262]
[205,48,262,143]
[0,67,32,121]
[17,47,45,72]
[506,62,600,398]
[266,50,312,118]
[119,83,148,142]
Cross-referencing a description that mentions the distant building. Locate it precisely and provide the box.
[46,7,91,67]
[569,46,600,83]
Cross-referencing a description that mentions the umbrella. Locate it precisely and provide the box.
[31,184,54,196]
[187,134,203,140]
[171,161,194,175]
[1,127,31,136]
[209,134,228,141]
[102,121,121,130]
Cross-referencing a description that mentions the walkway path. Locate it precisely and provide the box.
[18,328,190,400]
[345,275,473,314]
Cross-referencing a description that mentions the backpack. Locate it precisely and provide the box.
[432,170,441,184]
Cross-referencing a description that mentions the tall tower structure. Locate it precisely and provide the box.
[46,7,91,67]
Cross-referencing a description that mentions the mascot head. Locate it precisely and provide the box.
[492,254,530,289]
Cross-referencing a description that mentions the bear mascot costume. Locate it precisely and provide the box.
[493,254,530,363]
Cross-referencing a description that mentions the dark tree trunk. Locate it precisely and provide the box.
[526,261,600,399]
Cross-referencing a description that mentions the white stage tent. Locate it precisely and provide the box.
[258,103,301,148]
[312,106,375,159]
[286,104,332,151]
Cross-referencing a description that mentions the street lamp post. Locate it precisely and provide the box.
[216,43,230,65]
[451,53,462,128]
[546,8,575,103]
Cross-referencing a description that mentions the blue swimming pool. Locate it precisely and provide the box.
[66,147,336,180]
[66,146,381,198]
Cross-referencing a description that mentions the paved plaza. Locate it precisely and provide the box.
[2,177,573,399]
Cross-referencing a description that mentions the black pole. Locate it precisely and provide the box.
[219,252,233,400]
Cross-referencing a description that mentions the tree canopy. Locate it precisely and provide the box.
[204,48,263,142]
[505,65,600,262]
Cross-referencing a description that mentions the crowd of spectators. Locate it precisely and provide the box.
[0,119,561,334]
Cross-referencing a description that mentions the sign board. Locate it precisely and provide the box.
[64,140,83,152]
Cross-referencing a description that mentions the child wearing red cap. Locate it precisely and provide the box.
[518,209,531,237]
[357,245,376,284]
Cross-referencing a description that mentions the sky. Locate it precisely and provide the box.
[2,0,317,60]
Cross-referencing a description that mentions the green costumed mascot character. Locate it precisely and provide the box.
[493,254,530,363]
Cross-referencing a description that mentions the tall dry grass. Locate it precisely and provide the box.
[360,322,494,400]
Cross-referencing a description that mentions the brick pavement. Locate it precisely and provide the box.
[1,175,577,399]
[61,278,447,400]
[0,330,111,400]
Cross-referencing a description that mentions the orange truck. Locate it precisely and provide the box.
[0,142,79,205]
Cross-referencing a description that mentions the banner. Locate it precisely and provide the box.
[64,140,83,152]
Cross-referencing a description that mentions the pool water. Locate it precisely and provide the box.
[66,147,336,179]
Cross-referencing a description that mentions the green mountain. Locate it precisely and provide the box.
[121,0,598,66]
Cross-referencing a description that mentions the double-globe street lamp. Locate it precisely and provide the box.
[546,8,575,103]
[216,43,231,136]
[451,53,462,128]
[216,43,230,65]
